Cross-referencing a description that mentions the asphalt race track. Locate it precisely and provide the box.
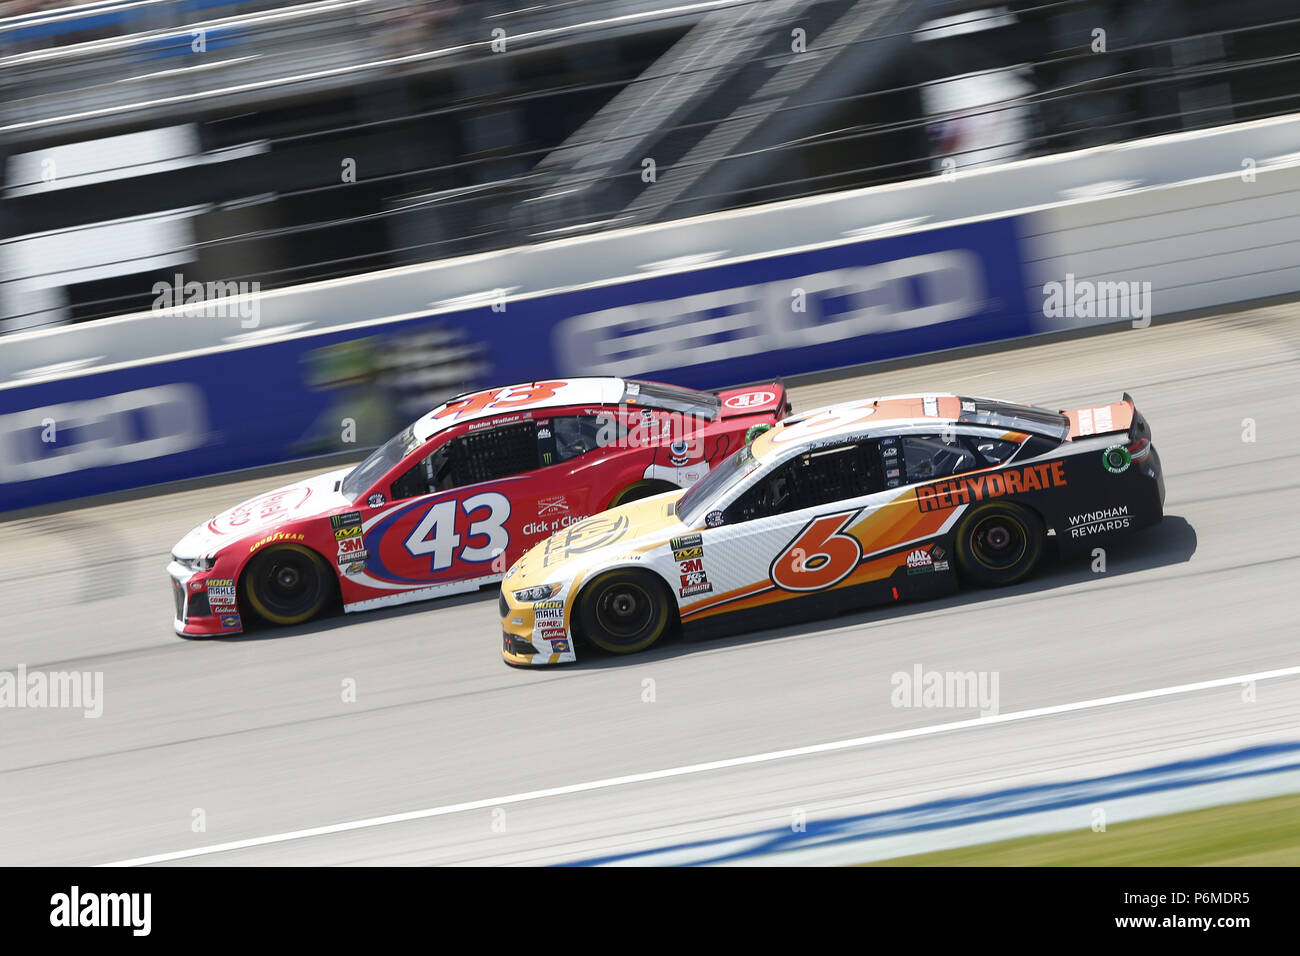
[2,306,1298,865]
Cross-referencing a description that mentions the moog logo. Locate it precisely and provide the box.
[0,384,208,483]
[554,251,987,376]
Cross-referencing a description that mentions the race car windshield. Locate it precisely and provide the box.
[624,380,721,419]
[677,444,762,525]
[341,424,419,500]
[958,398,1070,440]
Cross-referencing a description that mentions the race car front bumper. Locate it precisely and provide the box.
[168,561,245,636]
[499,588,577,666]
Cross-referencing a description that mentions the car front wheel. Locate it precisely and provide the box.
[242,544,333,626]
[576,571,674,654]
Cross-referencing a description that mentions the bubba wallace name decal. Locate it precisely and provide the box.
[916,462,1067,513]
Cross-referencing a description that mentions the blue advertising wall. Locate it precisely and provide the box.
[0,216,1034,512]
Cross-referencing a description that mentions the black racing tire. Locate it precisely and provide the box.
[608,480,678,507]
[576,570,674,655]
[953,502,1045,587]
[242,544,334,626]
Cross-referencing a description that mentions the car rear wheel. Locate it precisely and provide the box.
[243,544,333,626]
[577,571,673,654]
[954,502,1044,587]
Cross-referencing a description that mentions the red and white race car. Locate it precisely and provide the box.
[168,377,788,635]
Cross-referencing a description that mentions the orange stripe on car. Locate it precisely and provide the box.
[680,580,774,620]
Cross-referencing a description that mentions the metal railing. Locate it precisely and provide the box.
[0,0,740,139]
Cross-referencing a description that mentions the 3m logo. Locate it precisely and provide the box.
[337,537,365,557]
[678,558,703,573]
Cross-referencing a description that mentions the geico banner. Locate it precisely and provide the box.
[0,216,1030,511]
[553,250,992,379]
[0,385,207,484]
[514,215,1027,388]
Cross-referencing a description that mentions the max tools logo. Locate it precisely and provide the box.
[50,887,150,936]
[0,385,208,484]
[0,667,102,718]
[554,250,988,376]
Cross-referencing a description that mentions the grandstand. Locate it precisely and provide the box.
[4,0,1300,331]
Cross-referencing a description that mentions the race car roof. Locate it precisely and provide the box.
[412,377,627,442]
[751,393,1068,458]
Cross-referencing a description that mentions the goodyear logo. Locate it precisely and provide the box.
[916,462,1067,513]
[249,531,305,553]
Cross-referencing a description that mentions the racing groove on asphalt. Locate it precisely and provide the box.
[1,306,1298,865]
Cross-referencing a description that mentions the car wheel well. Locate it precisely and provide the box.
[237,542,339,623]
[952,500,1046,587]
[572,566,680,643]
[607,479,679,508]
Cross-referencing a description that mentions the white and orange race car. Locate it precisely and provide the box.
[499,392,1164,665]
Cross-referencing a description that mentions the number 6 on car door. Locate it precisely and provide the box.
[770,510,863,592]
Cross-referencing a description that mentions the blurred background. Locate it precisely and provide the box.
[4,0,1300,333]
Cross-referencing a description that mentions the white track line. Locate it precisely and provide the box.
[101,664,1300,866]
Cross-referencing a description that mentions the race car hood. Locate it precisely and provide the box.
[505,491,689,590]
[171,466,354,560]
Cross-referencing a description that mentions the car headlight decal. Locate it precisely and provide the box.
[173,555,214,572]
[512,584,560,603]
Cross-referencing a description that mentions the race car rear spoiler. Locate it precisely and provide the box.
[714,379,791,420]
[1064,394,1136,440]
[1124,392,1154,460]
